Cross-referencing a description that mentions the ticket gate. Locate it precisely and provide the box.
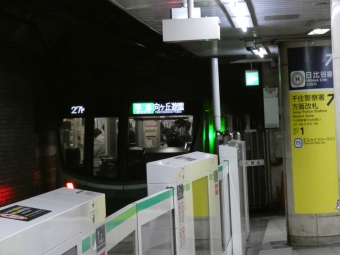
[217,161,233,255]
[146,151,223,255]
[0,188,106,255]
[219,140,250,255]
[0,149,249,255]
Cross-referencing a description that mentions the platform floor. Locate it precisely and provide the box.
[246,215,340,255]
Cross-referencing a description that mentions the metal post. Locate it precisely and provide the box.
[256,131,262,207]
[265,129,272,208]
[249,133,256,208]
[187,0,194,18]
[211,58,221,132]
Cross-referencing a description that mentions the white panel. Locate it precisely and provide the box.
[219,141,249,255]
[147,151,217,185]
[44,233,82,255]
[162,17,220,42]
[218,162,232,255]
[208,169,223,255]
[147,152,221,255]
[171,7,201,19]
[264,88,280,128]
[105,204,137,251]
[0,188,105,255]
[136,195,174,226]
[136,190,175,255]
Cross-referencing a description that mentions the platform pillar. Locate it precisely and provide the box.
[280,37,340,245]
[331,0,340,203]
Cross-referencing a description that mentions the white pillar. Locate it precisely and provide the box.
[331,0,340,199]
[211,58,221,132]
[187,0,194,18]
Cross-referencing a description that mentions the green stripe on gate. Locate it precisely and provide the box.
[106,206,136,233]
[82,236,91,254]
[218,165,223,172]
[105,189,174,234]
[137,189,173,212]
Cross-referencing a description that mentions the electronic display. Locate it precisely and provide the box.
[245,70,259,86]
[132,102,184,115]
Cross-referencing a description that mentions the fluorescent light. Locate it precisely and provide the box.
[308,29,330,35]
[223,1,250,17]
[222,1,254,29]
[231,16,253,28]
[252,46,268,57]
[242,27,247,32]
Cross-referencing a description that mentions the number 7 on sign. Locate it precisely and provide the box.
[327,94,334,106]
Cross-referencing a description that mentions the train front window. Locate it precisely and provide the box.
[131,116,194,149]
[93,117,118,178]
[60,118,85,168]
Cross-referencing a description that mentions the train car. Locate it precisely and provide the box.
[57,98,221,214]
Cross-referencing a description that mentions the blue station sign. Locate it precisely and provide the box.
[288,46,333,90]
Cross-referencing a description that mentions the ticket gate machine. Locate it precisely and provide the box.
[217,161,233,255]
[219,140,250,255]
[0,188,106,255]
[147,151,223,255]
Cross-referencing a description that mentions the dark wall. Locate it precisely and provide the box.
[219,61,264,130]
[0,42,48,206]
[0,0,266,207]
[0,35,265,208]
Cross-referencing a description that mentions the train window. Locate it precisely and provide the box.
[93,117,118,178]
[130,116,193,149]
[60,118,85,168]
[128,120,136,147]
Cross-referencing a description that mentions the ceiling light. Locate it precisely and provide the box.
[242,27,247,32]
[252,46,268,57]
[308,28,330,35]
[223,1,250,17]
[231,16,254,28]
[221,0,254,29]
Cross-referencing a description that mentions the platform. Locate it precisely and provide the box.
[246,216,340,255]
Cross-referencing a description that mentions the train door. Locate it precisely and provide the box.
[60,117,85,170]
[93,117,119,178]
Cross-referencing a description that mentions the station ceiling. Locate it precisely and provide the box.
[107,0,331,62]
[0,0,331,65]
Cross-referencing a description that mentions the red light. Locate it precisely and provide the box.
[66,182,75,189]
[0,186,14,206]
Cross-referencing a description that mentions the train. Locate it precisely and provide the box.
[56,98,227,214]
[31,26,264,215]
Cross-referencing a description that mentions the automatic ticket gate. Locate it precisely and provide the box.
[147,151,223,255]
[0,188,106,255]
[0,149,249,255]
[219,140,250,255]
[217,161,232,255]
